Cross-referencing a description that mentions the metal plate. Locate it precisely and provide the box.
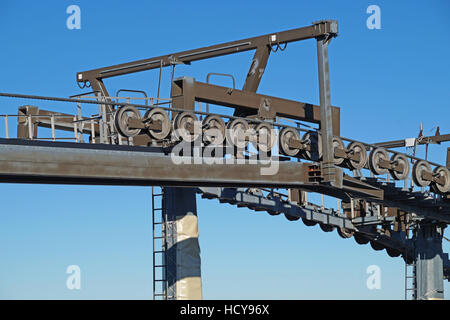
[412,160,432,187]
[279,127,300,157]
[369,147,389,175]
[202,115,225,145]
[114,106,142,138]
[389,153,410,180]
[346,142,367,170]
[226,118,249,148]
[144,107,171,140]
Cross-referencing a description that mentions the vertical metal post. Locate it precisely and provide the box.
[4,115,9,139]
[90,119,96,144]
[102,104,108,144]
[321,194,324,210]
[73,116,78,142]
[316,35,335,185]
[109,116,115,145]
[28,115,33,140]
[51,115,55,141]
[97,93,105,144]
[415,222,445,300]
[77,102,84,143]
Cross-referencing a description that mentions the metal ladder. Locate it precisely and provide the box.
[152,186,167,300]
[404,225,417,300]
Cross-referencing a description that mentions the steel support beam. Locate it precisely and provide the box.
[242,45,270,93]
[0,139,311,188]
[316,34,335,185]
[198,187,413,254]
[77,21,338,85]
[171,77,340,132]
[415,222,445,300]
[374,134,450,149]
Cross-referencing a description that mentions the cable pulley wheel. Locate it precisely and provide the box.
[279,127,301,157]
[284,213,300,221]
[337,228,354,239]
[402,253,414,265]
[252,122,275,153]
[386,247,401,258]
[319,223,334,232]
[370,240,384,251]
[346,142,367,170]
[432,166,450,194]
[202,115,226,145]
[114,105,143,138]
[302,131,322,161]
[267,209,281,216]
[172,111,200,142]
[143,108,171,140]
[332,137,345,166]
[226,118,250,148]
[412,160,432,187]
[389,153,410,180]
[302,218,317,227]
[369,147,389,175]
[354,233,369,245]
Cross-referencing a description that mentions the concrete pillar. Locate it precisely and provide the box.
[415,222,445,300]
[163,187,202,300]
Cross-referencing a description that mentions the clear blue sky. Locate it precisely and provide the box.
[0,1,449,299]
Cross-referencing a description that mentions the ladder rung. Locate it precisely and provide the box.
[154,279,166,282]
[154,265,166,267]
[154,250,165,253]
[153,236,165,239]
[153,208,163,211]
[153,222,164,225]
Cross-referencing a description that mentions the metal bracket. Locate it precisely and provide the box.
[257,97,275,120]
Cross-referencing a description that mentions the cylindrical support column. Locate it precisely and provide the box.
[316,36,335,185]
[415,223,445,300]
[163,187,202,300]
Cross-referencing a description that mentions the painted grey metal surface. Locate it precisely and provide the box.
[163,187,202,300]
[415,223,445,299]
[200,187,354,230]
